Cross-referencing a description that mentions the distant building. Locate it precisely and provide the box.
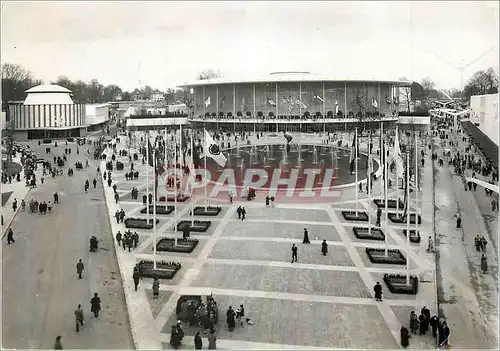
[470,93,499,146]
[86,103,110,132]
[7,84,86,140]
[151,93,165,102]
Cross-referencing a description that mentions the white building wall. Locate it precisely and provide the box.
[470,93,499,146]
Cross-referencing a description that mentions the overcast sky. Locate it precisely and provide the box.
[1,1,498,91]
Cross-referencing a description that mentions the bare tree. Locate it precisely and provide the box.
[2,63,42,102]
[196,69,222,80]
[420,77,436,95]
[463,67,499,99]
[399,77,412,113]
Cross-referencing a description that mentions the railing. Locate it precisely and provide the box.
[188,115,399,123]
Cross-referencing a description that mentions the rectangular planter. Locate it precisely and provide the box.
[388,213,422,224]
[353,227,385,241]
[140,205,175,215]
[156,238,199,253]
[373,198,404,209]
[341,210,368,222]
[402,229,421,243]
[137,260,181,279]
[177,220,211,232]
[124,217,160,230]
[383,274,419,295]
[191,206,222,216]
[366,248,406,265]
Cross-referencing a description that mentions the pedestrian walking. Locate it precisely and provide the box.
[114,192,119,204]
[54,192,59,204]
[303,228,310,243]
[409,311,419,334]
[226,306,236,331]
[228,191,233,204]
[241,207,246,221]
[93,178,97,188]
[74,304,84,332]
[152,277,160,298]
[90,293,101,318]
[481,254,488,273]
[439,321,450,347]
[6,228,15,244]
[236,206,242,219]
[76,259,84,279]
[321,239,328,256]
[12,199,17,212]
[21,199,26,211]
[374,282,383,301]
[208,329,217,349]
[291,244,298,263]
[133,269,141,291]
[54,335,63,350]
[481,236,488,252]
[194,331,203,349]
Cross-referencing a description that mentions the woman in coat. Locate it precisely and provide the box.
[481,254,488,273]
[90,293,101,318]
[208,329,217,349]
[194,332,203,350]
[152,277,160,299]
[226,306,236,331]
[321,240,328,256]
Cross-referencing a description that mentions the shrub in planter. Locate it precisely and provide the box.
[227,112,232,117]
[156,238,199,253]
[327,110,334,118]
[353,227,385,241]
[366,111,372,118]
[237,111,242,117]
[192,206,221,216]
[124,217,160,230]
[388,213,422,224]
[218,111,224,118]
[246,111,252,117]
[257,111,263,117]
[337,110,343,117]
[366,248,406,265]
[373,198,404,209]
[348,111,354,117]
[341,210,368,221]
[315,112,322,118]
[158,194,189,202]
[140,205,175,215]
[383,273,419,295]
[211,112,217,117]
[205,112,210,117]
[269,111,274,117]
[177,220,211,232]
[356,111,363,118]
[137,260,182,279]
[402,229,421,243]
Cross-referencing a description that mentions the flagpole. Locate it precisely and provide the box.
[146,133,150,222]
[384,139,388,256]
[153,147,157,270]
[395,126,400,216]
[355,127,359,215]
[368,133,372,234]
[380,121,384,196]
[174,138,178,246]
[406,152,410,285]
[191,128,195,227]
[414,133,418,253]
[204,129,208,210]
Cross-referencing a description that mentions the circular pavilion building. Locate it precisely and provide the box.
[8,84,86,140]
[180,72,411,132]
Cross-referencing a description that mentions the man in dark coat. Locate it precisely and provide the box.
[93,178,97,188]
[116,231,122,245]
[53,192,59,204]
[439,321,450,347]
[291,244,298,263]
[303,228,310,243]
[194,332,203,349]
[241,207,246,221]
[143,194,147,205]
[76,259,84,279]
[400,326,410,348]
[90,293,101,318]
[133,268,141,291]
[7,228,15,244]
[418,312,427,335]
[75,304,84,332]
[115,210,120,223]
[119,209,126,223]
[54,336,63,349]
[236,206,242,219]
[107,178,112,187]
[133,232,139,248]
[321,239,328,256]
[429,315,439,338]
[226,306,236,331]
[374,282,383,301]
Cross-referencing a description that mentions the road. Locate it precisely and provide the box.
[2,127,134,349]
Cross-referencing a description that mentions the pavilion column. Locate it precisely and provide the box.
[233,84,236,118]
[322,82,326,117]
[216,85,219,115]
[203,86,206,116]
[344,82,347,118]
[253,84,256,118]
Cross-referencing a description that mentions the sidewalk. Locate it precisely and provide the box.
[1,156,32,237]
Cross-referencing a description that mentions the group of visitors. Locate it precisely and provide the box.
[402,306,449,348]
[115,230,139,252]
[301,228,329,256]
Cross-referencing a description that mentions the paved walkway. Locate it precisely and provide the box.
[101,131,439,350]
[2,133,134,349]
[432,128,499,349]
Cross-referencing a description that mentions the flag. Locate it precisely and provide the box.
[372,97,378,108]
[349,133,357,174]
[313,92,324,102]
[393,96,399,106]
[205,96,211,107]
[219,96,225,109]
[385,95,391,105]
[147,138,154,167]
[240,97,245,112]
[267,97,276,107]
[335,100,339,114]
[393,129,404,179]
[295,99,307,110]
[288,105,294,113]
[204,129,227,167]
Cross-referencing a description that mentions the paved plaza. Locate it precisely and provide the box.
[101,131,442,350]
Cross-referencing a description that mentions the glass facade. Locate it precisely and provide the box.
[191,82,396,119]
[9,103,86,130]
